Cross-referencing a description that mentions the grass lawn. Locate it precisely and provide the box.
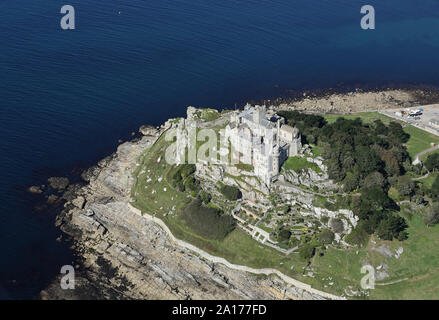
[200,108,220,122]
[403,125,439,159]
[235,163,254,172]
[131,134,191,215]
[310,144,323,158]
[418,172,438,189]
[282,156,322,173]
[367,210,439,299]
[323,112,395,125]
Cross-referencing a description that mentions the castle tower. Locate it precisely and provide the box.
[252,105,265,124]
[271,145,280,174]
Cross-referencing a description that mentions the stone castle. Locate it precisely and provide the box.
[225,104,302,185]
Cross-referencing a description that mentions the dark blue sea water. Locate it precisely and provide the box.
[1,0,439,299]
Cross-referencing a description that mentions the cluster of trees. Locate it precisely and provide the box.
[323,119,410,190]
[351,187,408,242]
[330,218,344,234]
[278,111,411,191]
[219,184,242,201]
[181,199,236,240]
[317,229,335,244]
[279,111,412,243]
[198,190,212,204]
[171,164,200,196]
[299,243,316,261]
[275,227,292,245]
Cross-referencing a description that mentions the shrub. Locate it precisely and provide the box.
[430,176,439,201]
[299,243,316,261]
[184,176,200,193]
[277,227,292,243]
[220,185,242,201]
[396,176,416,197]
[198,190,212,204]
[171,164,196,192]
[363,171,386,190]
[181,200,236,240]
[376,215,408,241]
[425,153,439,172]
[330,218,344,234]
[345,225,369,246]
[423,202,439,227]
[318,229,335,244]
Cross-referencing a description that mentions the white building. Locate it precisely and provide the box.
[225,105,301,185]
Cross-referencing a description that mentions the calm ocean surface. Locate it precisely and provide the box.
[1,0,439,299]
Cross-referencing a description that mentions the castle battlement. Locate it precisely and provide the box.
[225,105,302,186]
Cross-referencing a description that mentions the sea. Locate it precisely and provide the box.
[1,0,439,299]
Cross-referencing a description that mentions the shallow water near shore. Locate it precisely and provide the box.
[1,0,439,299]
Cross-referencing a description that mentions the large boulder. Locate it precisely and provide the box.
[48,177,69,191]
[139,125,160,137]
[28,185,43,194]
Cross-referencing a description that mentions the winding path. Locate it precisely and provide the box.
[413,144,439,165]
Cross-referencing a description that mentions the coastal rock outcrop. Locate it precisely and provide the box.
[48,177,70,191]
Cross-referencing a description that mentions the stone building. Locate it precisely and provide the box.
[225,104,301,185]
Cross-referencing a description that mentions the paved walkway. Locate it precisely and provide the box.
[128,203,344,300]
[412,172,430,181]
[413,144,439,165]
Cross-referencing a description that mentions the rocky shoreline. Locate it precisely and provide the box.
[270,87,439,114]
[36,88,439,300]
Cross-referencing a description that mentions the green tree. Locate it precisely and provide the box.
[423,202,439,227]
[346,225,369,246]
[330,218,344,234]
[430,176,439,201]
[376,215,408,241]
[359,187,396,214]
[363,171,386,190]
[388,122,410,144]
[277,227,292,243]
[299,243,316,261]
[396,176,416,197]
[373,119,388,135]
[381,150,401,177]
[219,185,242,201]
[354,147,383,177]
[318,229,335,244]
[343,172,360,192]
[425,153,439,172]
[198,190,212,204]
[181,200,235,240]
